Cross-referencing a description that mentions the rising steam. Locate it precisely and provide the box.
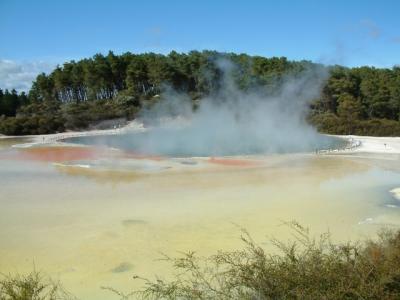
[70,59,338,157]
[116,59,335,157]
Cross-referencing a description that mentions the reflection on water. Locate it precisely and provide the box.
[0,146,400,300]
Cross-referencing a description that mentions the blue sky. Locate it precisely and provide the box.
[1,0,399,90]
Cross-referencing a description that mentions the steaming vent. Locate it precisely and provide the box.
[65,59,344,157]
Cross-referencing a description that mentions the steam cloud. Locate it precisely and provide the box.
[116,59,336,157]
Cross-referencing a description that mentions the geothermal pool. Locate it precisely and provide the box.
[64,131,346,157]
[1,138,400,299]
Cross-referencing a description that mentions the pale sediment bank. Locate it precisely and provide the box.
[0,120,146,148]
[390,188,400,201]
[331,135,400,155]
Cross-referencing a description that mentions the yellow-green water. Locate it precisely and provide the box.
[1,141,400,299]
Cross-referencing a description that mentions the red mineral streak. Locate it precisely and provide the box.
[0,146,167,163]
[7,147,102,162]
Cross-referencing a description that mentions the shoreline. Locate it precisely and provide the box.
[2,124,400,155]
[334,135,400,154]
[1,120,146,148]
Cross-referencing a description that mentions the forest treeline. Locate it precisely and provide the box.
[1,50,400,135]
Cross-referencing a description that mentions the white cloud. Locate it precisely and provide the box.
[0,59,56,92]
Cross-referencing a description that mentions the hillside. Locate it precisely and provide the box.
[1,50,400,136]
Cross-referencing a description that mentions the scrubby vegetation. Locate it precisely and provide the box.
[0,271,74,300]
[1,50,400,136]
[5,223,400,300]
[117,223,400,300]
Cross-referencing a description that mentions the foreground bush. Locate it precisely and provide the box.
[117,222,400,300]
[3,223,400,299]
[0,271,73,300]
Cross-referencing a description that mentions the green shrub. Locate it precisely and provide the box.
[4,224,400,299]
[0,271,74,300]
[108,222,400,300]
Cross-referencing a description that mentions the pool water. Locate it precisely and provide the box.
[65,131,346,157]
